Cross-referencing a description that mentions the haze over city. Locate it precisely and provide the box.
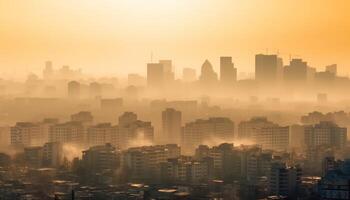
[1,0,350,78]
[0,1,350,200]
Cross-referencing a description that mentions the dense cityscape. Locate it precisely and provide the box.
[0,55,349,199]
[1,0,350,199]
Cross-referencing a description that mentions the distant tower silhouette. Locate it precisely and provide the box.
[255,54,283,83]
[199,60,218,87]
[159,60,175,83]
[220,56,237,86]
[283,59,308,84]
[67,81,80,99]
[147,63,164,88]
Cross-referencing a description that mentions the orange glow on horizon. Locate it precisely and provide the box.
[0,0,349,79]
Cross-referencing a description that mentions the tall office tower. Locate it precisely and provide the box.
[162,108,182,144]
[82,143,119,175]
[255,54,283,84]
[147,63,164,88]
[122,144,181,182]
[159,60,175,83]
[220,56,237,86]
[11,122,42,147]
[43,61,54,80]
[87,123,114,147]
[117,112,154,149]
[304,121,347,149]
[269,162,302,198]
[67,81,81,99]
[199,60,218,87]
[238,117,275,139]
[42,142,63,167]
[49,121,85,145]
[71,111,94,126]
[182,68,196,82]
[182,117,234,153]
[283,59,308,85]
[325,64,337,75]
[89,82,102,98]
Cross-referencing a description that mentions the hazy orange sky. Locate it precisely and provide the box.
[0,0,349,79]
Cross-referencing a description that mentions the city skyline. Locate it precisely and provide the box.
[1,1,350,199]
[2,53,348,81]
[1,0,350,78]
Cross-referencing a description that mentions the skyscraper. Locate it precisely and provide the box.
[255,54,283,84]
[159,60,175,83]
[199,60,218,87]
[147,63,164,88]
[283,58,308,85]
[220,56,237,86]
[67,81,80,99]
[162,108,182,144]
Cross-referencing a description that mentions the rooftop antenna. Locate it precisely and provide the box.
[277,49,280,56]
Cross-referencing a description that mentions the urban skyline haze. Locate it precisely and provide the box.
[0,0,350,78]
